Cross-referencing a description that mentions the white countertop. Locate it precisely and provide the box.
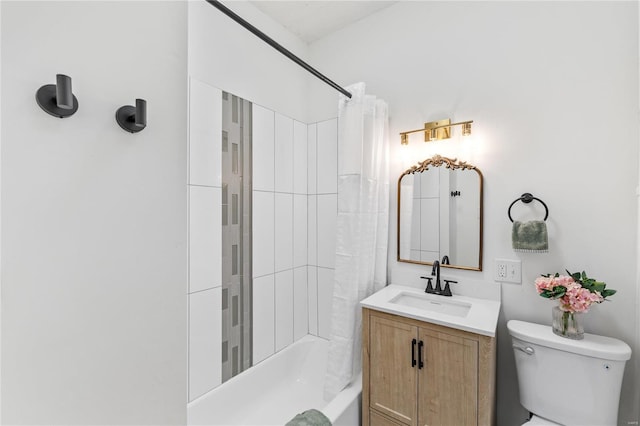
[360,284,501,337]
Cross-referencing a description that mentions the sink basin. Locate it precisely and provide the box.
[360,284,501,336]
[389,292,471,317]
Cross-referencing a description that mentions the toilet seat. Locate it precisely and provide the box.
[522,414,561,425]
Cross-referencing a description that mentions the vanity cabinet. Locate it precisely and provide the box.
[362,308,496,426]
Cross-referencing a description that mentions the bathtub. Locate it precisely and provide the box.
[187,335,362,425]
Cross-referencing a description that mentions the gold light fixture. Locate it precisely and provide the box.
[399,118,473,145]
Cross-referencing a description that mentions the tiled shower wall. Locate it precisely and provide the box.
[188,77,338,401]
[307,120,338,339]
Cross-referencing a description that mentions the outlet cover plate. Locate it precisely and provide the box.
[495,258,521,284]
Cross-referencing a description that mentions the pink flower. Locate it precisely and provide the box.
[535,275,577,295]
[556,275,576,287]
[535,276,554,293]
[559,287,603,313]
[535,270,614,313]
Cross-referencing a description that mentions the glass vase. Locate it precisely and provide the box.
[552,306,584,340]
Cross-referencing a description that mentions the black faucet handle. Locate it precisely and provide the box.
[442,280,457,297]
[420,276,434,293]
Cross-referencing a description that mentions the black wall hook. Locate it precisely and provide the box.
[36,74,79,118]
[508,192,549,222]
[116,98,147,133]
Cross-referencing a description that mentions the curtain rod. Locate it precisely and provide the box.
[205,0,352,99]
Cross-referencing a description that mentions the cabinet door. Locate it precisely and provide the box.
[370,409,407,426]
[369,315,418,425]
[418,329,478,426]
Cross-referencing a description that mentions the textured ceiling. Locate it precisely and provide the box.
[250,1,398,44]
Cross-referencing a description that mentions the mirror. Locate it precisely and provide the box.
[397,155,483,271]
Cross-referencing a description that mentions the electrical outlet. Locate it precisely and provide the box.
[495,258,522,284]
[496,262,507,279]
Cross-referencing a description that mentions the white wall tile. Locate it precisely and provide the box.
[420,167,440,198]
[274,193,293,272]
[293,120,308,194]
[253,191,274,278]
[410,201,421,251]
[317,268,334,339]
[274,113,294,193]
[275,270,294,351]
[421,251,440,263]
[411,250,422,261]
[252,104,274,192]
[317,119,337,194]
[189,288,221,401]
[307,123,317,194]
[189,186,221,293]
[189,78,222,187]
[317,194,337,269]
[420,198,439,252]
[307,266,318,336]
[253,274,275,364]
[307,195,317,266]
[293,194,307,269]
[293,267,308,341]
[412,174,421,198]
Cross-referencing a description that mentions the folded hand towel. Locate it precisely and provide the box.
[285,409,332,426]
[512,220,548,253]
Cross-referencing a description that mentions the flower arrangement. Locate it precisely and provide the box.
[535,270,616,339]
[535,270,616,312]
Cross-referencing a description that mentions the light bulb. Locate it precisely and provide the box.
[462,122,472,137]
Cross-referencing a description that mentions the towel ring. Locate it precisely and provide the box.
[508,193,549,223]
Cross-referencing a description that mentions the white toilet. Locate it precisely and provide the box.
[507,319,632,426]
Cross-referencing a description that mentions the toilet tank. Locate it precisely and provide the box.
[507,320,631,426]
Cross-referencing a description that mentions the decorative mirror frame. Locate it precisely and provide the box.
[397,154,484,271]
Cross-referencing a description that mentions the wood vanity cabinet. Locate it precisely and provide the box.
[362,308,496,426]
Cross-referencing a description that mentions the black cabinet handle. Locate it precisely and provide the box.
[411,338,417,367]
[418,340,424,369]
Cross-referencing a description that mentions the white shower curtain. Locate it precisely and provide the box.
[324,82,389,400]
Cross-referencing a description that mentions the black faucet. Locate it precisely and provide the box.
[441,255,450,265]
[420,260,457,296]
[431,260,442,294]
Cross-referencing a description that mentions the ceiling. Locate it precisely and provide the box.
[250,1,398,44]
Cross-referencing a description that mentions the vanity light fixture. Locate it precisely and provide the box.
[399,118,473,145]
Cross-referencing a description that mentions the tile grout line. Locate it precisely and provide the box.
[290,118,295,342]
[272,112,276,355]
[186,76,192,401]
[316,123,320,337]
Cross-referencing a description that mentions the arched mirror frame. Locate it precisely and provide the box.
[397,155,484,271]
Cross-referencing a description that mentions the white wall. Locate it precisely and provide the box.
[309,2,639,425]
[636,0,640,417]
[188,0,311,123]
[0,2,3,422]
[1,2,188,424]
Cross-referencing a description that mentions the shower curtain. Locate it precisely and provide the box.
[324,82,389,400]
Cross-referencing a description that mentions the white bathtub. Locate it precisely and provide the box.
[187,335,362,425]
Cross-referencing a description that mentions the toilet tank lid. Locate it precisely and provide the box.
[507,320,632,361]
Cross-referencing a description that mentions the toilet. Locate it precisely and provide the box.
[507,319,632,426]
